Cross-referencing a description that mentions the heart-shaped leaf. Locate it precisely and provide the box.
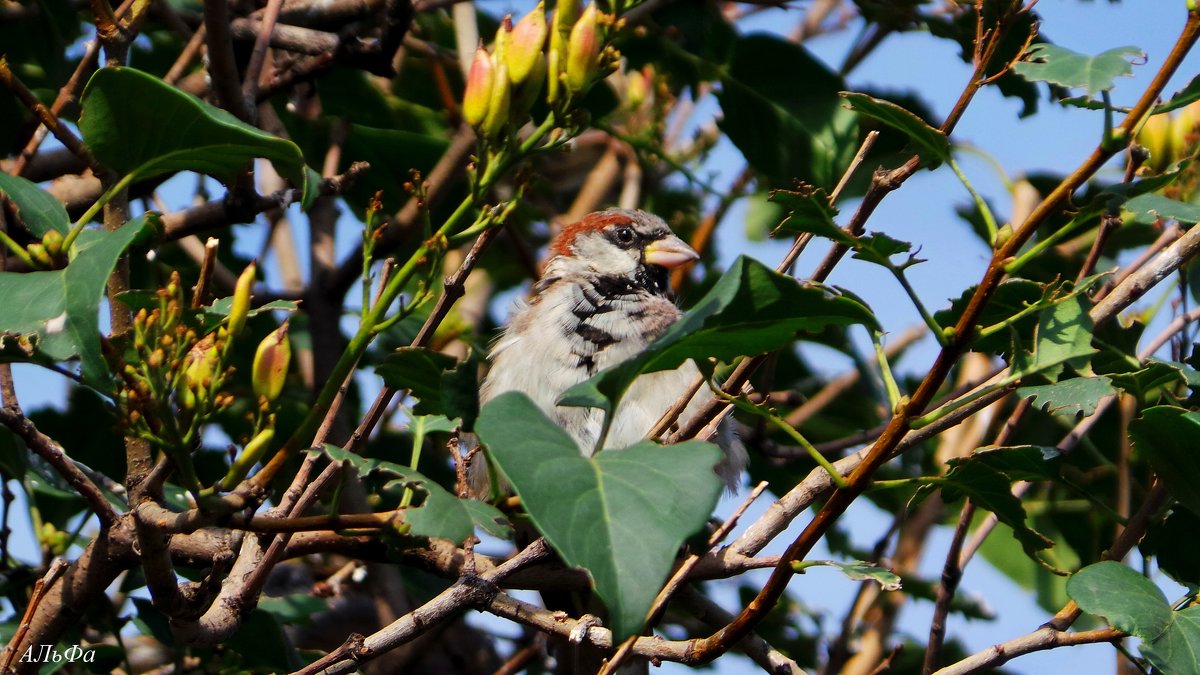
[476,392,723,640]
[79,67,314,208]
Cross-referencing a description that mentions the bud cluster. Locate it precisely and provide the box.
[25,229,67,270]
[110,261,293,489]
[111,271,232,450]
[462,0,620,140]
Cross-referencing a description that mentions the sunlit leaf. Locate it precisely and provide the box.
[1017,376,1115,417]
[1013,44,1141,96]
[840,92,950,167]
[476,392,723,640]
[79,67,313,208]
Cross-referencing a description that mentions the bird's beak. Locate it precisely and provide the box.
[644,236,699,268]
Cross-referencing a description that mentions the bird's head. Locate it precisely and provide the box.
[546,209,698,294]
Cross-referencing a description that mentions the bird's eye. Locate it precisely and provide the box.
[615,227,635,244]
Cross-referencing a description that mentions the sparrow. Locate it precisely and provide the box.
[473,208,746,495]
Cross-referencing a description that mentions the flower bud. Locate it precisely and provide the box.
[565,3,601,96]
[220,423,275,491]
[463,45,495,128]
[509,2,548,86]
[482,59,512,139]
[547,0,581,106]
[27,243,52,268]
[228,260,256,337]
[625,68,648,108]
[1171,100,1200,155]
[41,229,64,257]
[252,322,291,403]
[1137,112,1174,172]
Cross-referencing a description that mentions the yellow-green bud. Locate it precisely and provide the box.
[565,3,601,96]
[27,243,52,268]
[1137,112,1174,172]
[547,0,580,106]
[509,2,548,86]
[626,68,648,108]
[463,45,495,128]
[228,260,256,337]
[220,423,275,491]
[41,229,64,257]
[252,322,291,403]
[1171,100,1200,156]
[482,57,512,140]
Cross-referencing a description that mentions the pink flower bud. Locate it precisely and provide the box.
[463,45,494,128]
[508,2,548,86]
[565,3,601,96]
[252,322,291,402]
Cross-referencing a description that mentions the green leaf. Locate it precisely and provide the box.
[1010,294,1095,382]
[1143,508,1200,587]
[312,444,473,543]
[1068,561,1172,639]
[795,560,902,591]
[79,67,311,207]
[476,392,723,640]
[716,34,858,187]
[1141,606,1200,675]
[1154,73,1200,115]
[0,215,151,386]
[852,232,923,270]
[204,297,300,317]
[1122,193,1200,225]
[927,455,1053,558]
[257,594,328,626]
[964,446,1062,483]
[743,191,786,242]
[0,174,70,236]
[376,348,480,428]
[377,348,457,414]
[1013,44,1141,96]
[1108,360,1187,403]
[769,186,848,243]
[840,92,950,167]
[1129,406,1200,517]
[1017,376,1116,417]
[558,256,877,416]
[461,499,514,540]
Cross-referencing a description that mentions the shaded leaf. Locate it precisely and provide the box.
[1129,406,1200,517]
[312,444,473,542]
[1017,375,1115,417]
[716,34,858,188]
[376,348,479,428]
[1141,607,1200,675]
[840,92,950,167]
[1154,73,1200,114]
[0,216,151,386]
[79,67,312,207]
[462,499,514,540]
[926,455,1053,558]
[1143,508,1200,587]
[770,186,845,242]
[1013,44,1141,96]
[966,445,1062,483]
[559,256,877,415]
[476,392,723,640]
[0,174,70,236]
[852,232,922,270]
[1122,193,1200,225]
[1069,561,1171,638]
